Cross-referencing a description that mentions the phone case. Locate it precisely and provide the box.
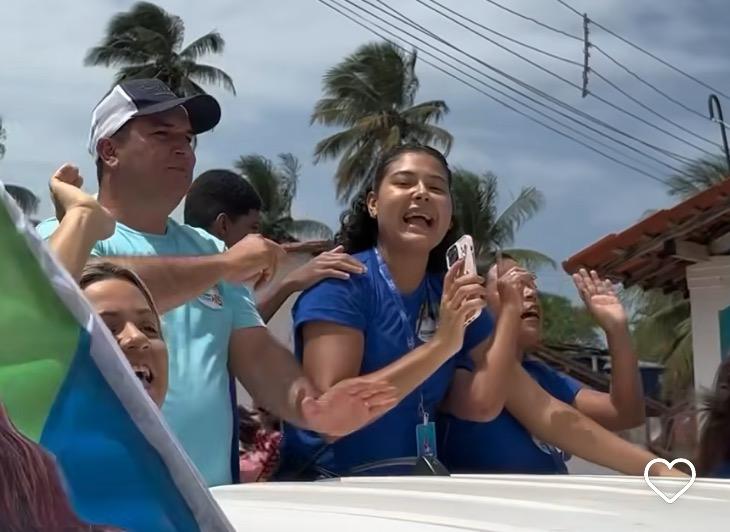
[445,235,481,325]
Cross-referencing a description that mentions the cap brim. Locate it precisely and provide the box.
[133,93,221,134]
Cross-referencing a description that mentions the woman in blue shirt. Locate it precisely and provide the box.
[278,144,675,479]
[440,255,671,475]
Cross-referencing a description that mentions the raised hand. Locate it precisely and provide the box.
[434,259,488,355]
[572,268,628,333]
[49,164,115,241]
[300,378,398,437]
[285,245,366,291]
[497,265,535,313]
[223,233,286,288]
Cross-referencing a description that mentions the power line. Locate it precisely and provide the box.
[367,0,690,177]
[555,0,582,17]
[481,0,582,41]
[412,1,584,67]
[417,0,717,157]
[555,0,730,100]
[482,0,718,125]
[362,0,696,167]
[590,69,719,148]
[319,0,674,186]
[591,45,709,121]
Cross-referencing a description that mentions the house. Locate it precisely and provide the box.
[563,179,730,397]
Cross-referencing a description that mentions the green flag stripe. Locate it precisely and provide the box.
[0,193,80,441]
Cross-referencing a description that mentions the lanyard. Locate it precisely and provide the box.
[373,247,419,350]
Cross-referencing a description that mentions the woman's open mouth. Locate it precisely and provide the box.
[403,212,434,228]
[132,364,155,390]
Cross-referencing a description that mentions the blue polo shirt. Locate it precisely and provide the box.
[36,217,263,486]
[439,358,583,474]
[279,248,494,477]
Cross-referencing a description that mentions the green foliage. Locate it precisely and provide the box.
[234,153,332,243]
[666,155,728,199]
[450,168,555,272]
[85,2,235,97]
[312,41,452,201]
[539,292,601,346]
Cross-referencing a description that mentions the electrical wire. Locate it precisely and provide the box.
[416,0,718,157]
[319,0,675,186]
[481,0,582,41]
[555,0,730,99]
[359,0,696,166]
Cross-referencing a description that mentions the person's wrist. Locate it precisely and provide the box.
[603,319,630,338]
[432,329,461,357]
[281,272,304,293]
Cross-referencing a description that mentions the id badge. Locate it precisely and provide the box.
[416,422,437,458]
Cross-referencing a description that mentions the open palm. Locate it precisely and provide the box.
[301,378,397,437]
[572,269,628,332]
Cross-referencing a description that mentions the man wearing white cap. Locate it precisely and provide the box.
[37,79,396,486]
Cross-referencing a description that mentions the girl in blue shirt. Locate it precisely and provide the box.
[279,144,671,479]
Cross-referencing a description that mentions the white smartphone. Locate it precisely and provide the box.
[445,235,481,325]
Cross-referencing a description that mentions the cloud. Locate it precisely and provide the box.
[1,0,728,300]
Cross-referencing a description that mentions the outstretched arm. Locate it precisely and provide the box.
[572,269,645,430]
[256,246,365,322]
[507,367,681,477]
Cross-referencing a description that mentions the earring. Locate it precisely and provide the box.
[369,210,376,218]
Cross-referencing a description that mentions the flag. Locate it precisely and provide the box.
[0,183,234,532]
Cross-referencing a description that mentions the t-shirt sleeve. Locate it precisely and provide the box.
[536,362,584,404]
[293,277,368,333]
[35,217,103,256]
[454,309,494,368]
[226,282,265,330]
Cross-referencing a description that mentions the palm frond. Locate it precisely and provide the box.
[500,248,556,271]
[491,185,545,247]
[406,123,453,154]
[234,155,279,213]
[313,127,363,163]
[667,155,728,199]
[333,137,380,201]
[401,100,450,125]
[276,153,300,214]
[180,32,225,60]
[185,63,236,95]
[112,63,161,85]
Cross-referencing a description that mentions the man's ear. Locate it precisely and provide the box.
[210,213,228,241]
[97,138,119,170]
[366,191,377,218]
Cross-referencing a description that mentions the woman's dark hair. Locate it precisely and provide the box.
[0,403,120,531]
[696,359,730,476]
[336,143,460,273]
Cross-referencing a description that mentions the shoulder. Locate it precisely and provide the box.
[524,359,583,401]
[293,250,376,329]
[35,217,60,239]
[169,220,225,254]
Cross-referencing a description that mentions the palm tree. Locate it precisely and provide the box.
[666,154,728,199]
[312,41,452,201]
[234,153,333,243]
[450,168,555,272]
[5,185,40,218]
[628,288,692,401]
[84,2,235,97]
[0,117,6,160]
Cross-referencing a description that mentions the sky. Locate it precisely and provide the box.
[1,0,729,299]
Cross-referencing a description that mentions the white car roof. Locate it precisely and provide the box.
[211,474,730,531]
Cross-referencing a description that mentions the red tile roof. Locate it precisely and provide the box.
[563,179,730,294]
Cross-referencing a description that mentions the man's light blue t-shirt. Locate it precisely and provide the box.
[36,217,263,486]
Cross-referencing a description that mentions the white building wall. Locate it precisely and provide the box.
[236,252,312,407]
[686,256,730,395]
